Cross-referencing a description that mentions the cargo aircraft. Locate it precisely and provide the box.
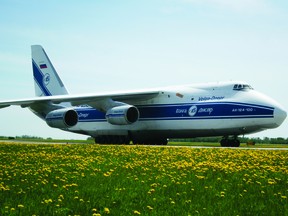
[0,45,286,146]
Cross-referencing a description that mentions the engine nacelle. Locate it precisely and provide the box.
[46,108,78,128]
[106,105,139,125]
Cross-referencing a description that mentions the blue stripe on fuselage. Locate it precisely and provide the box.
[75,102,274,123]
[138,102,273,119]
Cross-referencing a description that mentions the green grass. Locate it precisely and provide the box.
[0,143,287,215]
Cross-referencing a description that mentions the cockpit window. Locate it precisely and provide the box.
[233,84,253,91]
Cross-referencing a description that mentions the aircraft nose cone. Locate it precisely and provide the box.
[274,105,287,127]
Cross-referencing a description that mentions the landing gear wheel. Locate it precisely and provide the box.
[95,135,131,145]
[220,136,240,147]
[220,139,229,147]
[231,139,240,147]
[132,138,168,145]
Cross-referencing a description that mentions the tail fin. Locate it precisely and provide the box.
[32,45,69,97]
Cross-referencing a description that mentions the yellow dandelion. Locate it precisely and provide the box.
[147,205,153,210]
[44,199,52,204]
[104,207,110,214]
[133,210,141,215]
[17,204,24,208]
[268,179,276,185]
[196,175,205,180]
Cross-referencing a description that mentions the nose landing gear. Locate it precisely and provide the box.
[220,136,240,147]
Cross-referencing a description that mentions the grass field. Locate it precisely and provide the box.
[0,143,287,215]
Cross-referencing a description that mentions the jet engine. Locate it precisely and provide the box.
[46,108,78,128]
[106,105,139,125]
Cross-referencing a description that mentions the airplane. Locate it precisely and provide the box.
[0,45,286,147]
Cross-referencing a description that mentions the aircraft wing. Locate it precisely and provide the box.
[0,90,160,110]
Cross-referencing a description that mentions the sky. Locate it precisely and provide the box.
[0,0,287,140]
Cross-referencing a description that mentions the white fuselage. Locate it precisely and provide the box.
[67,82,286,140]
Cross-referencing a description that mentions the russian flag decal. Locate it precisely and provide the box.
[40,64,47,69]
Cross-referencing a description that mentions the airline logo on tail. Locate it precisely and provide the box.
[43,73,50,86]
[31,45,69,97]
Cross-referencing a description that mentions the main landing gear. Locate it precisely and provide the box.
[94,135,168,145]
[220,136,240,147]
[94,135,130,145]
[132,138,168,146]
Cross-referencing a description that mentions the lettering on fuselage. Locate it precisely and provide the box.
[198,96,224,101]
[176,105,214,117]
[198,107,214,115]
[232,108,254,112]
[176,109,187,114]
[78,113,89,118]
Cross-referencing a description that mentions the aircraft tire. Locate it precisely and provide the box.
[220,139,229,147]
[231,139,240,147]
[95,135,130,145]
[220,138,240,147]
[132,138,168,145]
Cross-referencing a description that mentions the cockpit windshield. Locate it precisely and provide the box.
[233,84,253,91]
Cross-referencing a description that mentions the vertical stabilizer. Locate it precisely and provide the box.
[32,45,69,97]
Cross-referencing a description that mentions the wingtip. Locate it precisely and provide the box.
[0,105,10,109]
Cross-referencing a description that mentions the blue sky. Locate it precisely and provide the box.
[0,0,287,139]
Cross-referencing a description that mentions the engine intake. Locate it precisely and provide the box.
[46,108,78,128]
[106,105,139,125]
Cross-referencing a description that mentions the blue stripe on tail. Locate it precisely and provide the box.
[32,60,52,96]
